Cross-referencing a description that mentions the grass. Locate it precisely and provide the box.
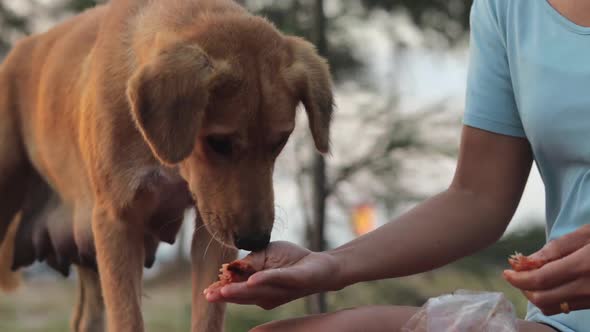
[0,263,529,332]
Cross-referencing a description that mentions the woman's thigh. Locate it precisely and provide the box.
[250,306,559,332]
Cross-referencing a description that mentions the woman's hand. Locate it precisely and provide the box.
[205,241,342,310]
[503,224,590,315]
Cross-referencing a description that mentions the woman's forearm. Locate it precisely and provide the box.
[328,187,512,288]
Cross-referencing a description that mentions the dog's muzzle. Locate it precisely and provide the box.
[234,233,270,252]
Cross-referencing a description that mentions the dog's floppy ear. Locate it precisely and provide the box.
[284,37,334,154]
[127,42,215,165]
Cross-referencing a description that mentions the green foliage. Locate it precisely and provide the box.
[0,0,474,75]
[361,0,473,43]
[65,0,103,12]
[243,0,473,79]
[0,3,28,55]
[246,1,360,79]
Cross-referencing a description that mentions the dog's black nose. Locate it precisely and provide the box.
[234,234,271,252]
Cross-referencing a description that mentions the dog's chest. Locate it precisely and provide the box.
[138,169,193,244]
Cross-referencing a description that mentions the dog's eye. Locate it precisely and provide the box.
[206,136,233,156]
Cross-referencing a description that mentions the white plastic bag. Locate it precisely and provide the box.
[402,290,518,332]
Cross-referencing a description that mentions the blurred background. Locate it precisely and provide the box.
[0,0,549,331]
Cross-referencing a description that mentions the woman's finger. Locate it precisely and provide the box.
[219,284,297,307]
[538,299,590,316]
[221,281,259,298]
[219,296,286,310]
[205,289,224,302]
[204,282,251,302]
[503,246,588,291]
[221,283,293,300]
[522,278,590,315]
[528,225,590,263]
[247,267,300,287]
[205,268,305,304]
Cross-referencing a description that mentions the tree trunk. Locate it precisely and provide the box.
[305,0,329,315]
[306,155,328,314]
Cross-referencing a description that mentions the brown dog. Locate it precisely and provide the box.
[0,0,333,331]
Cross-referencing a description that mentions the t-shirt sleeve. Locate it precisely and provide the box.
[463,0,525,138]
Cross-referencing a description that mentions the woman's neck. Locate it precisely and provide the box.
[548,0,590,27]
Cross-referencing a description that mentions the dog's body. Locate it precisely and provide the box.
[0,0,333,331]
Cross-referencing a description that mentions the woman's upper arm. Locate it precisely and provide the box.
[456,1,532,223]
[451,125,533,224]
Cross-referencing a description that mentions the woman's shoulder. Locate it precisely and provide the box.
[471,0,518,22]
[472,0,541,20]
[471,0,541,39]
[470,0,510,40]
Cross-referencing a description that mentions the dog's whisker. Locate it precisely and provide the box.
[274,204,287,219]
[274,204,288,229]
[203,231,217,261]
[274,217,287,233]
[194,223,208,235]
[222,246,228,260]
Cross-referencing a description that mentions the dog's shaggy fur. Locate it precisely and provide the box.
[0,0,334,331]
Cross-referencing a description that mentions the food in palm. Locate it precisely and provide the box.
[205,260,258,293]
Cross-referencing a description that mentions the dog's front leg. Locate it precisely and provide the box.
[92,208,145,332]
[191,216,237,332]
[71,266,105,332]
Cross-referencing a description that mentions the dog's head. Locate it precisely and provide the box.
[126,17,333,251]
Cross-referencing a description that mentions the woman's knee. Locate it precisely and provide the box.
[249,325,272,332]
[248,306,419,332]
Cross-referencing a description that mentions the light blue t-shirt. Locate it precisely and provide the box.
[464,0,590,331]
